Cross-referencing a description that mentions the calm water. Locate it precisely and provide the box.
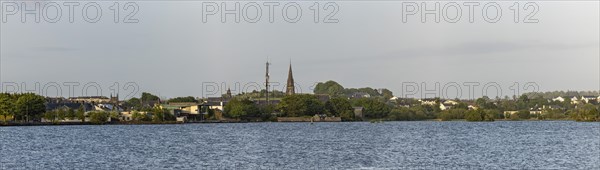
[1,121,599,169]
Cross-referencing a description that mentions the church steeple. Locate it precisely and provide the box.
[286,63,295,95]
[226,87,232,99]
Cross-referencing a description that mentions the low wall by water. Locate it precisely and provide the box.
[277,117,342,122]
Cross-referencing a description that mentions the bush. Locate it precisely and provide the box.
[517,110,531,120]
[465,110,483,121]
[89,111,109,124]
[438,109,467,121]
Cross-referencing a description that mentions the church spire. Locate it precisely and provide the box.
[286,62,295,95]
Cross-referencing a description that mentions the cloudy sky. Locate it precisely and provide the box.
[1,1,598,99]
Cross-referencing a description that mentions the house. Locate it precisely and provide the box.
[580,96,598,104]
[552,96,565,102]
[205,97,230,111]
[439,103,454,111]
[503,111,518,118]
[120,111,148,121]
[443,100,459,105]
[43,103,96,122]
[529,107,543,115]
[543,105,563,110]
[179,103,212,121]
[95,103,123,112]
[46,103,94,112]
[468,105,478,110]
[438,100,459,111]
[68,96,111,103]
[418,98,437,106]
[570,96,580,104]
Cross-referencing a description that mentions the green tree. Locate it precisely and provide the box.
[131,110,142,121]
[483,109,497,121]
[224,98,260,119]
[517,110,531,120]
[277,94,324,117]
[14,93,46,122]
[43,110,57,122]
[141,92,160,102]
[351,98,391,119]
[76,105,86,122]
[381,89,394,100]
[89,111,109,124]
[56,108,66,121]
[168,96,198,103]
[465,110,483,121]
[325,97,354,121]
[438,109,467,121]
[66,108,76,120]
[388,107,416,121]
[314,80,345,97]
[0,93,15,122]
[571,104,599,122]
[124,97,142,110]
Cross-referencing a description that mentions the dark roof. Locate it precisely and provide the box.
[206,97,230,102]
[46,103,94,111]
[206,101,227,106]
[69,96,109,99]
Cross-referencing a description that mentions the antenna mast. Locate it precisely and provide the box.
[265,60,271,105]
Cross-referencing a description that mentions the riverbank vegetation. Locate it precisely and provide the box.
[224,81,599,122]
[1,80,599,125]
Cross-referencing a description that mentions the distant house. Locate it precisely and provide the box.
[68,96,111,103]
[418,98,437,106]
[205,97,230,111]
[46,103,94,112]
[552,96,565,102]
[443,100,459,106]
[95,103,123,112]
[468,105,478,110]
[580,96,598,104]
[43,103,96,123]
[503,111,518,118]
[120,111,148,121]
[179,103,212,121]
[439,100,459,111]
[439,103,453,111]
[569,96,580,104]
[529,107,543,115]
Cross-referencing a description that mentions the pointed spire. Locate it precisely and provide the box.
[226,87,232,99]
[286,62,295,95]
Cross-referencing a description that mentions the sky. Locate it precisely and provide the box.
[1,1,599,99]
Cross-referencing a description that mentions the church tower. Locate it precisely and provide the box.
[286,63,295,95]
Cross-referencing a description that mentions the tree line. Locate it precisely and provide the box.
[222,81,600,122]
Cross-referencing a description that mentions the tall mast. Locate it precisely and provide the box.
[265,60,271,105]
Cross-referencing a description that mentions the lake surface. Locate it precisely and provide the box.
[1,121,599,169]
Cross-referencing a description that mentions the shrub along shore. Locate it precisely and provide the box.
[1,81,599,125]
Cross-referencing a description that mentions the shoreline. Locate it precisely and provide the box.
[1,119,594,127]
